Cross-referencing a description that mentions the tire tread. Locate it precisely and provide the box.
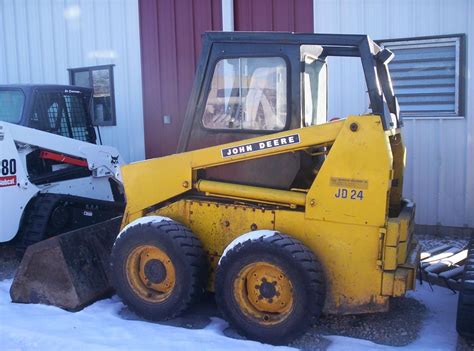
[216,232,325,344]
[111,219,207,320]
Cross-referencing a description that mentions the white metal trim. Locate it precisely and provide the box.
[221,0,234,31]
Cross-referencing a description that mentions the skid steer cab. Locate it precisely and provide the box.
[111,32,419,344]
[0,85,124,253]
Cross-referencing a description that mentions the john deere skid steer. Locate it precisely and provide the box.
[9,32,418,342]
[104,32,419,344]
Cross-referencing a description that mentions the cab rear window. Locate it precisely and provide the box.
[30,91,93,143]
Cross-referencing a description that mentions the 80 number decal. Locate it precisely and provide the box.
[335,188,363,200]
[1,159,17,176]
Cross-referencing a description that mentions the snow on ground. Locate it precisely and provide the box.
[0,280,293,351]
[0,279,459,351]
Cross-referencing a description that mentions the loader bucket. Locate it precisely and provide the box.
[10,217,122,311]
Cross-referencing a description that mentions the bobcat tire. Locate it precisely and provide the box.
[15,194,63,257]
[456,237,474,339]
[110,219,207,321]
[215,232,325,344]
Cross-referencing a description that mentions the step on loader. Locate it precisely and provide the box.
[12,33,423,343]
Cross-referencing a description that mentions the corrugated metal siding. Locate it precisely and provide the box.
[0,0,144,163]
[234,0,313,32]
[313,0,474,228]
[139,0,222,158]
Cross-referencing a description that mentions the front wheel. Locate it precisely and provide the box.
[110,218,207,321]
[215,232,325,344]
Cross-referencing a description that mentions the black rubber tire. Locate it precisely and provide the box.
[215,232,325,345]
[15,194,63,257]
[456,236,474,339]
[110,219,207,321]
[15,193,122,257]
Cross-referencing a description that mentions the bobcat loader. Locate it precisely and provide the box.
[0,85,124,252]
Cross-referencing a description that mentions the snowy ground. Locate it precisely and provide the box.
[0,279,462,351]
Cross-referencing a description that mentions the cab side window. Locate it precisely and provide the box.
[203,57,287,131]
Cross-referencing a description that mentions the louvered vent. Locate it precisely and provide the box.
[380,36,462,117]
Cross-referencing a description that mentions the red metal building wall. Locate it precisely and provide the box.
[234,0,313,32]
[139,0,222,158]
[139,0,313,158]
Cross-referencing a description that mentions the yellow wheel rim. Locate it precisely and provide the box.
[234,262,294,325]
[126,245,176,302]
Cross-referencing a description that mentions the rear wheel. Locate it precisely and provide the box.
[215,232,325,344]
[110,219,207,321]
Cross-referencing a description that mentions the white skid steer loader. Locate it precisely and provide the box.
[0,85,125,310]
[0,85,124,253]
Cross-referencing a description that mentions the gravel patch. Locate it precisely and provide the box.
[291,297,427,350]
[289,332,332,350]
[418,235,468,252]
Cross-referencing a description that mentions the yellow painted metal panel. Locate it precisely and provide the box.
[306,116,392,227]
[382,272,395,296]
[383,246,398,270]
[399,215,410,242]
[398,241,408,264]
[386,220,400,247]
[121,152,193,217]
[393,269,410,297]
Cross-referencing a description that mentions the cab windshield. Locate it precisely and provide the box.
[0,90,25,124]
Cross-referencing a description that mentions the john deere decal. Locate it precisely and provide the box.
[221,134,300,158]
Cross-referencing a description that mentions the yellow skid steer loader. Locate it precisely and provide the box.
[12,32,421,344]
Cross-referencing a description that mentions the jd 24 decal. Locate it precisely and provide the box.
[221,134,300,158]
[335,188,364,200]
